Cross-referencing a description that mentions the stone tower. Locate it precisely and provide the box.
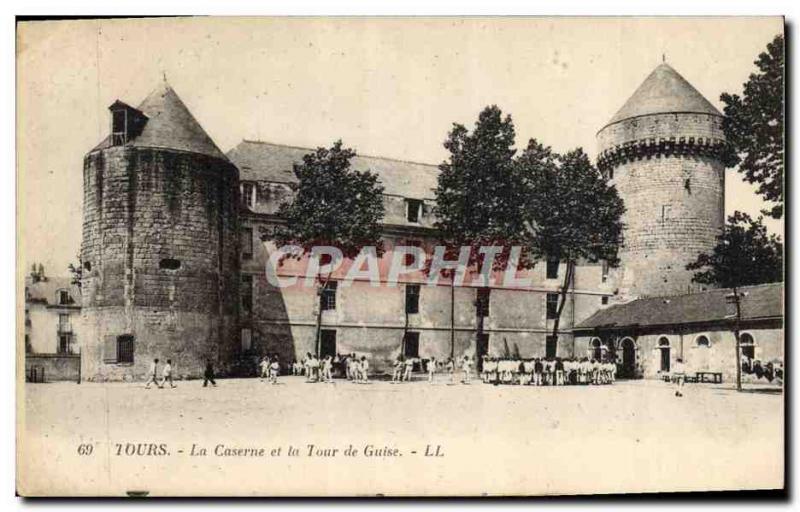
[597,63,726,298]
[80,81,240,381]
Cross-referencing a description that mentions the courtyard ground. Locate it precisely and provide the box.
[18,376,783,496]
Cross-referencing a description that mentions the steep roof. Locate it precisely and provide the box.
[603,63,722,128]
[227,140,440,199]
[91,81,228,161]
[576,282,783,330]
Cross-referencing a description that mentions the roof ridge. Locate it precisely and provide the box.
[236,139,439,169]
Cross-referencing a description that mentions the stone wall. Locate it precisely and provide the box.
[239,216,620,374]
[597,113,725,298]
[575,321,783,382]
[25,354,80,382]
[80,147,240,380]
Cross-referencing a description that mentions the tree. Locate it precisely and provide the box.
[686,211,783,288]
[720,34,784,219]
[432,106,533,359]
[265,140,385,357]
[68,254,82,289]
[686,211,783,393]
[519,141,625,354]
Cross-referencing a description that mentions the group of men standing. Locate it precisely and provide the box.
[480,357,616,386]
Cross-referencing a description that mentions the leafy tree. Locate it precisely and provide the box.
[433,106,533,357]
[265,140,385,356]
[721,34,784,218]
[68,254,82,289]
[686,211,783,288]
[519,141,625,350]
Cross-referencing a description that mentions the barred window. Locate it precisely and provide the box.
[117,335,134,364]
[476,288,491,317]
[241,182,257,209]
[241,227,253,260]
[546,259,559,279]
[405,284,420,314]
[241,275,253,314]
[546,293,559,319]
[321,281,338,311]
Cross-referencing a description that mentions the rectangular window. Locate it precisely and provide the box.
[117,335,134,364]
[241,275,253,315]
[546,293,559,319]
[406,199,422,223]
[241,227,253,260]
[241,328,252,352]
[545,335,558,358]
[601,296,609,305]
[58,335,70,354]
[241,182,257,209]
[111,109,127,145]
[601,259,609,283]
[546,259,559,279]
[321,281,337,311]
[405,284,420,314]
[58,313,70,330]
[320,330,337,358]
[404,332,420,358]
[476,288,491,317]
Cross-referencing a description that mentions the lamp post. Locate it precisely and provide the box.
[725,288,748,392]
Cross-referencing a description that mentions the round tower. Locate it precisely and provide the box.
[597,63,725,298]
[80,81,240,381]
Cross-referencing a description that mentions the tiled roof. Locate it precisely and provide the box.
[91,81,228,161]
[25,277,81,306]
[227,140,440,199]
[604,63,722,128]
[576,282,783,330]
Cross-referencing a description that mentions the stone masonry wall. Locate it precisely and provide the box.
[81,147,240,380]
[598,113,725,297]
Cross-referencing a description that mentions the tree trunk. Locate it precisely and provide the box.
[550,260,575,351]
[314,274,332,358]
[450,280,455,360]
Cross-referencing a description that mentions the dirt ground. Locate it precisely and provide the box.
[18,376,783,496]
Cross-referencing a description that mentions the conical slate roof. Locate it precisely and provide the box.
[91,81,228,161]
[604,63,721,128]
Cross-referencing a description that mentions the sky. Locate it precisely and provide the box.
[17,16,784,277]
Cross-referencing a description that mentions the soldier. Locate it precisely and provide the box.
[270,356,280,385]
[145,358,161,389]
[203,360,217,388]
[160,359,176,389]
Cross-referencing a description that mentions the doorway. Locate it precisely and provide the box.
[619,337,636,379]
[320,330,336,359]
[476,333,489,372]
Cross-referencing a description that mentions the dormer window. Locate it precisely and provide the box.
[108,100,147,146]
[406,199,422,223]
[241,182,257,209]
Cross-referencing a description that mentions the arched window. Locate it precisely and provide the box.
[658,336,670,372]
[696,335,710,347]
[740,332,755,360]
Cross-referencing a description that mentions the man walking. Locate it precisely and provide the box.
[203,359,217,387]
[160,359,177,388]
[145,358,161,389]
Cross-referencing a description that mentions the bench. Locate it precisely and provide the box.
[695,371,723,384]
